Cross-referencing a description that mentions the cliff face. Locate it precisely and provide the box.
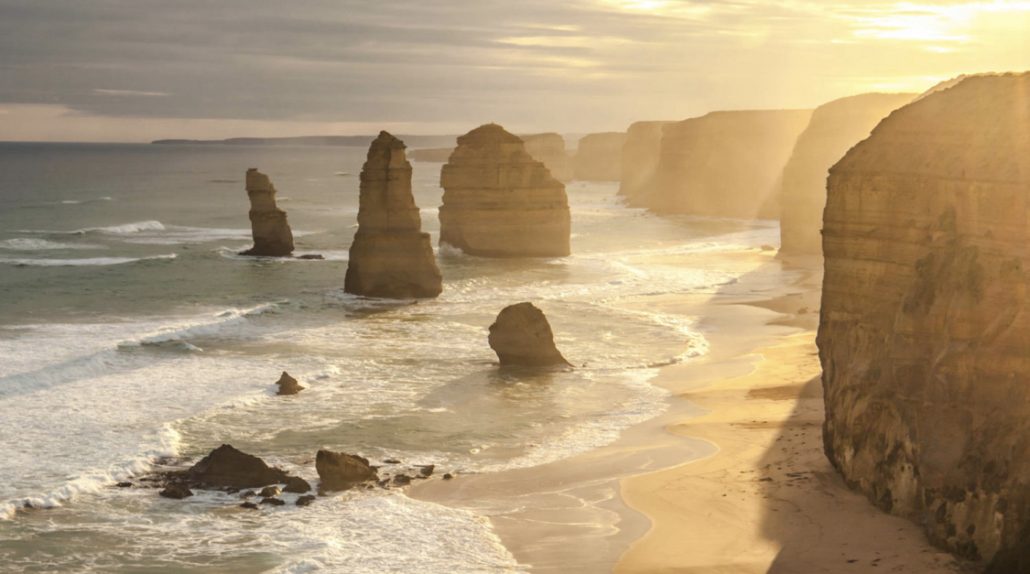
[818,73,1030,569]
[618,121,669,204]
[648,110,812,218]
[573,132,626,181]
[521,133,573,182]
[439,124,570,257]
[779,93,915,255]
[344,131,442,298]
[241,168,294,257]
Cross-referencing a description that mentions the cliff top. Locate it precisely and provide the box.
[457,123,524,146]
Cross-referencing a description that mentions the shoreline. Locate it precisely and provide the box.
[411,250,969,573]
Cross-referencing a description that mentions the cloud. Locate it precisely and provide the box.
[93,89,171,97]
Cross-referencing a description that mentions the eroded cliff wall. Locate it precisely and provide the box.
[521,133,573,182]
[573,132,625,181]
[818,73,1030,570]
[618,121,669,205]
[778,93,915,255]
[648,110,812,218]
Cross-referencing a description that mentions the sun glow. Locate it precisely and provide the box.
[852,1,1030,43]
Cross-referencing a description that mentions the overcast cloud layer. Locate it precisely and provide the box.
[0,0,1028,140]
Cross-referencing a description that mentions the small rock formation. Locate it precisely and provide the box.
[240,168,294,256]
[315,450,378,491]
[240,501,259,510]
[295,494,316,507]
[520,133,572,182]
[818,73,1030,569]
[283,476,311,494]
[488,302,569,367]
[344,131,443,298]
[573,132,626,181]
[618,121,671,204]
[439,124,571,257]
[159,484,193,499]
[275,371,303,395]
[778,93,914,255]
[187,444,290,488]
[647,110,812,218]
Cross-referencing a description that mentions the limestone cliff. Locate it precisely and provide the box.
[521,133,573,182]
[648,110,812,218]
[573,132,625,181]
[240,168,294,256]
[488,302,569,367]
[618,121,669,204]
[818,73,1030,569]
[439,124,571,257]
[779,93,914,255]
[344,131,442,298]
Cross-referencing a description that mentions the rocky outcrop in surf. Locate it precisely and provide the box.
[574,132,625,181]
[818,73,1030,569]
[488,302,569,367]
[521,133,572,182]
[316,450,379,492]
[344,131,443,298]
[778,93,914,255]
[240,169,294,257]
[187,444,290,488]
[618,121,671,205]
[645,110,811,218]
[439,124,571,257]
[276,371,303,395]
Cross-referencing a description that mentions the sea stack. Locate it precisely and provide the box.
[240,168,294,257]
[778,93,914,255]
[818,73,1030,569]
[618,121,670,204]
[344,131,443,299]
[439,124,571,257]
[573,132,626,181]
[648,110,812,218]
[521,132,572,182]
[488,302,569,367]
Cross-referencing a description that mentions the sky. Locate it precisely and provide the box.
[0,0,1028,142]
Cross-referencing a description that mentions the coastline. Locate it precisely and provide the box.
[412,249,968,573]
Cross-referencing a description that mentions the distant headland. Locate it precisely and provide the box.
[151,135,458,147]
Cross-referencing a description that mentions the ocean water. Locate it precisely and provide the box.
[0,142,777,572]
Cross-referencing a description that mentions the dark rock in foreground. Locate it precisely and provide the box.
[159,484,193,499]
[240,168,294,257]
[187,444,289,489]
[315,450,378,491]
[296,495,317,507]
[488,302,569,367]
[283,476,311,494]
[275,371,303,396]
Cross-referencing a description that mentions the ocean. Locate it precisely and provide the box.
[0,142,777,572]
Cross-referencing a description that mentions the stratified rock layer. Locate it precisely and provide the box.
[241,169,294,256]
[488,302,569,367]
[439,124,570,257]
[344,131,442,299]
[521,133,572,182]
[818,73,1030,569]
[779,93,914,255]
[648,110,812,218]
[574,132,626,181]
[618,121,669,203]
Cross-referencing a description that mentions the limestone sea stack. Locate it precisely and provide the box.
[315,450,378,492]
[618,121,670,204]
[818,73,1030,569]
[778,93,914,255]
[240,168,294,256]
[344,131,443,299]
[521,133,572,182]
[439,124,571,257]
[488,302,569,367]
[648,110,812,218]
[573,132,626,181]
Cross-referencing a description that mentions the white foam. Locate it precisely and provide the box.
[0,254,176,267]
[0,238,105,251]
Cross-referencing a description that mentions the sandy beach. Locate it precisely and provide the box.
[412,250,969,573]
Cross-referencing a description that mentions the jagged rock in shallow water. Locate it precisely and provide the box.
[618,121,670,204]
[240,168,294,257]
[574,132,625,181]
[521,133,572,182]
[778,93,915,255]
[488,302,569,367]
[275,371,303,395]
[187,444,289,488]
[283,476,311,494]
[818,73,1030,568]
[344,131,443,298]
[315,450,378,492]
[439,124,570,257]
[159,484,193,499]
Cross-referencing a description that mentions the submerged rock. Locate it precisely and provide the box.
[295,494,317,507]
[488,302,569,367]
[315,450,378,492]
[344,131,443,299]
[240,168,294,257]
[159,484,193,499]
[275,371,303,396]
[439,124,570,257]
[187,444,289,489]
[819,73,1030,567]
